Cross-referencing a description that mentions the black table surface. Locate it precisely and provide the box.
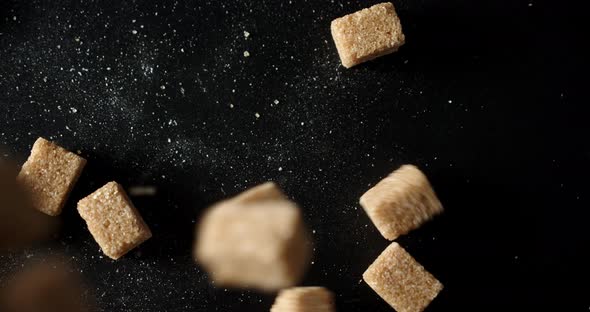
[0,0,589,311]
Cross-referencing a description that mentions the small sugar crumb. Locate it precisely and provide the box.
[243,31,250,38]
[274,99,279,105]
[131,30,138,34]
[243,51,250,57]
[128,186,157,197]
[255,112,260,118]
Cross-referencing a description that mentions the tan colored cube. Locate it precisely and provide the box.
[363,242,443,312]
[194,182,311,292]
[270,287,336,312]
[0,259,92,312]
[231,181,287,203]
[17,137,87,216]
[331,2,405,68]
[77,181,152,260]
[360,165,443,240]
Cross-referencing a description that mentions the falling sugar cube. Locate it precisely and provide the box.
[363,242,443,312]
[270,287,336,312]
[17,138,86,216]
[77,182,152,260]
[360,165,443,240]
[194,182,312,292]
[331,2,405,68]
[0,259,92,312]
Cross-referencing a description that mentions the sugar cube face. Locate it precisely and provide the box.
[195,182,311,292]
[271,287,336,312]
[77,181,152,260]
[232,181,287,203]
[17,137,87,216]
[363,242,443,312]
[360,165,443,240]
[0,260,91,312]
[331,2,405,68]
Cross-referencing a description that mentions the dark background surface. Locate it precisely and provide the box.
[0,0,589,311]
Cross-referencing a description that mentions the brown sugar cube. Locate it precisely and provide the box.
[331,2,405,68]
[270,287,336,312]
[194,183,312,292]
[0,163,56,249]
[363,242,443,312]
[17,137,87,216]
[360,165,443,240]
[77,181,152,260]
[0,259,92,312]
[231,181,286,204]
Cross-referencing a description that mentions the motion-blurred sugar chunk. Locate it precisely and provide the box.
[270,287,336,312]
[0,258,93,312]
[230,181,286,203]
[360,165,443,240]
[128,185,157,197]
[0,161,56,250]
[194,182,312,292]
